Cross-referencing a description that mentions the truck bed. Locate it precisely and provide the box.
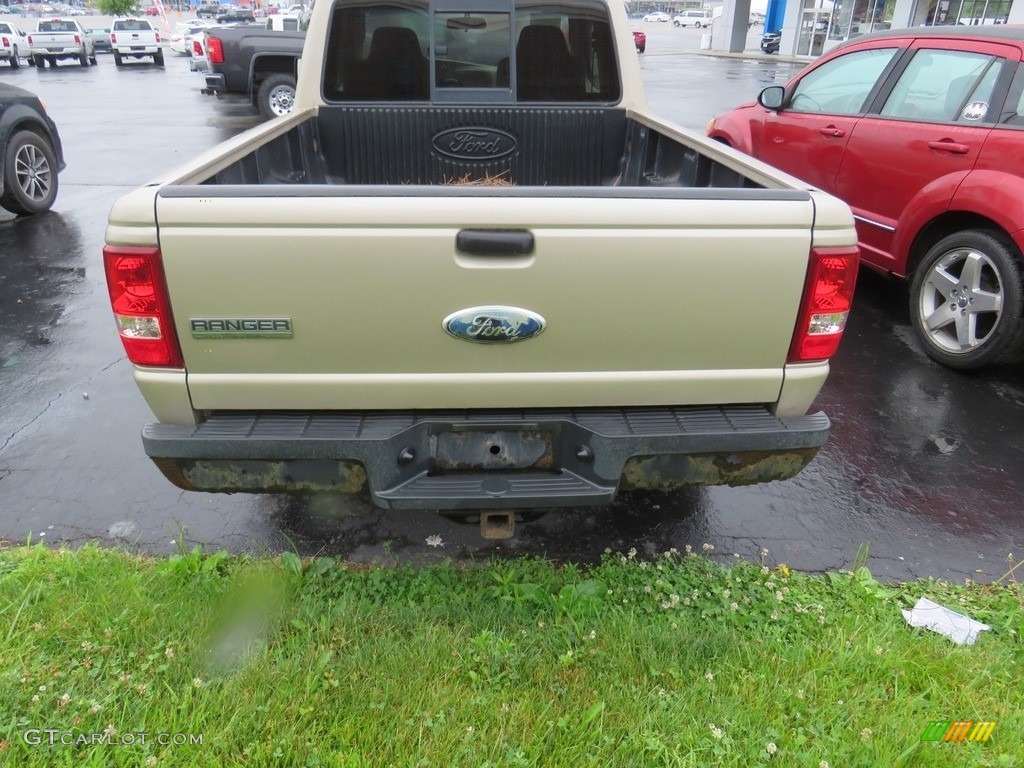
[194,106,768,189]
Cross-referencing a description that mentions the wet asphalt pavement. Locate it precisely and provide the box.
[1,28,1022,582]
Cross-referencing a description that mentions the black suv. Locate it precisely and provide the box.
[216,8,256,23]
[196,4,221,17]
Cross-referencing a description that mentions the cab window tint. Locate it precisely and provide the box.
[789,47,898,114]
[881,48,1000,123]
[322,0,619,103]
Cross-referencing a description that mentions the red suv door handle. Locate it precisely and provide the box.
[818,126,846,138]
[927,140,970,154]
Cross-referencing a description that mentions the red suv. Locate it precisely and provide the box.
[708,26,1024,371]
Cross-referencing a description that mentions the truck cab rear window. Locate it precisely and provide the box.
[322,0,620,103]
[38,21,79,32]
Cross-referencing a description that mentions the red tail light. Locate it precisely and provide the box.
[192,39,202,56]
[155,33,161,43]
[2,36,9,47]
[110,33,117,44]
[787,246,860,363]
[103,245,184,368]
[27,34,34,45]
[74,34,81,44]
[206,35,223,63]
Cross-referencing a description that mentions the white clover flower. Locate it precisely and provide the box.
[59,693,71,708]
[627,547,637,559]
[770,611,779,620]
[730,602,739,612]
[722,590,730,599]
[81,641,93,652]
[775,591,784,601]
[31,695,40,703]
[705,672,714,682]
[860,728,872,740]
[702,543,714,552]
[193,677,205,688]
[709,724,724,740]
[819,762,829,768]
[766,742,778,755]
[644,585,652,594]
[796,689,805,700]
[165,646,175,659]
[146,757,158,767]
[104,724,117,737]
[684,544,693,554]
[760,548,769,558]
[38,685,46,692]
[89,703,101,714]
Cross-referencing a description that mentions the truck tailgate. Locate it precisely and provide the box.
[153,187,816,411]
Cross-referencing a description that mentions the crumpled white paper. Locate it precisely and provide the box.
[902,597,990,645]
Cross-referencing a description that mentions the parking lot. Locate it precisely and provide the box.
[1,37,1022,582]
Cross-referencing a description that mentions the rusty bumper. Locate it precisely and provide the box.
[143,406,829,509]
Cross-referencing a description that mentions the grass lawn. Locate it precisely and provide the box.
[0,543,1021,767]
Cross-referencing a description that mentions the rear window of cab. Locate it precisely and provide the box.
[322,0,622,104]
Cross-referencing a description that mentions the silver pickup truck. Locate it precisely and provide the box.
[104,0,859,534]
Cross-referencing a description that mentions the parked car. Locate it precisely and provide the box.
[27,17,95,67]
[760,31,780,53]
[0,82,64,215]
[144,5,160,15]
[708,26,1024,370]
[642,11,670,22]
[0,19,28,67]
[188,28,209,71]
[749,11,765,27]
[196,4,220,18]
[672,10,710,27]
[632,27,645,53]
[85,27,111,53]
[170,20,213,54]
[216,8,255,23]
[110,17,163,66]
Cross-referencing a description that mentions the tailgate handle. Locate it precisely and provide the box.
[456,229,534,257]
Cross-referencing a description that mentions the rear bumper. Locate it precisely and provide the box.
[202,72,225,93]
[30,47,82,56]
[143,406,830,509]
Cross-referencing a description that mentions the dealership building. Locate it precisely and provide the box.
[710,0,1022,57]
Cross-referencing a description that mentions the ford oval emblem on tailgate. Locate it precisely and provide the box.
[443,306,546,344]
[432,128,517,160]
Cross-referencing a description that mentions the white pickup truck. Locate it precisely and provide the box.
[27,18,95,67]
[111,18,163,67]
[104,0,859,535]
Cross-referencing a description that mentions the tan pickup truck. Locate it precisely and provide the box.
[104,0,859,535]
